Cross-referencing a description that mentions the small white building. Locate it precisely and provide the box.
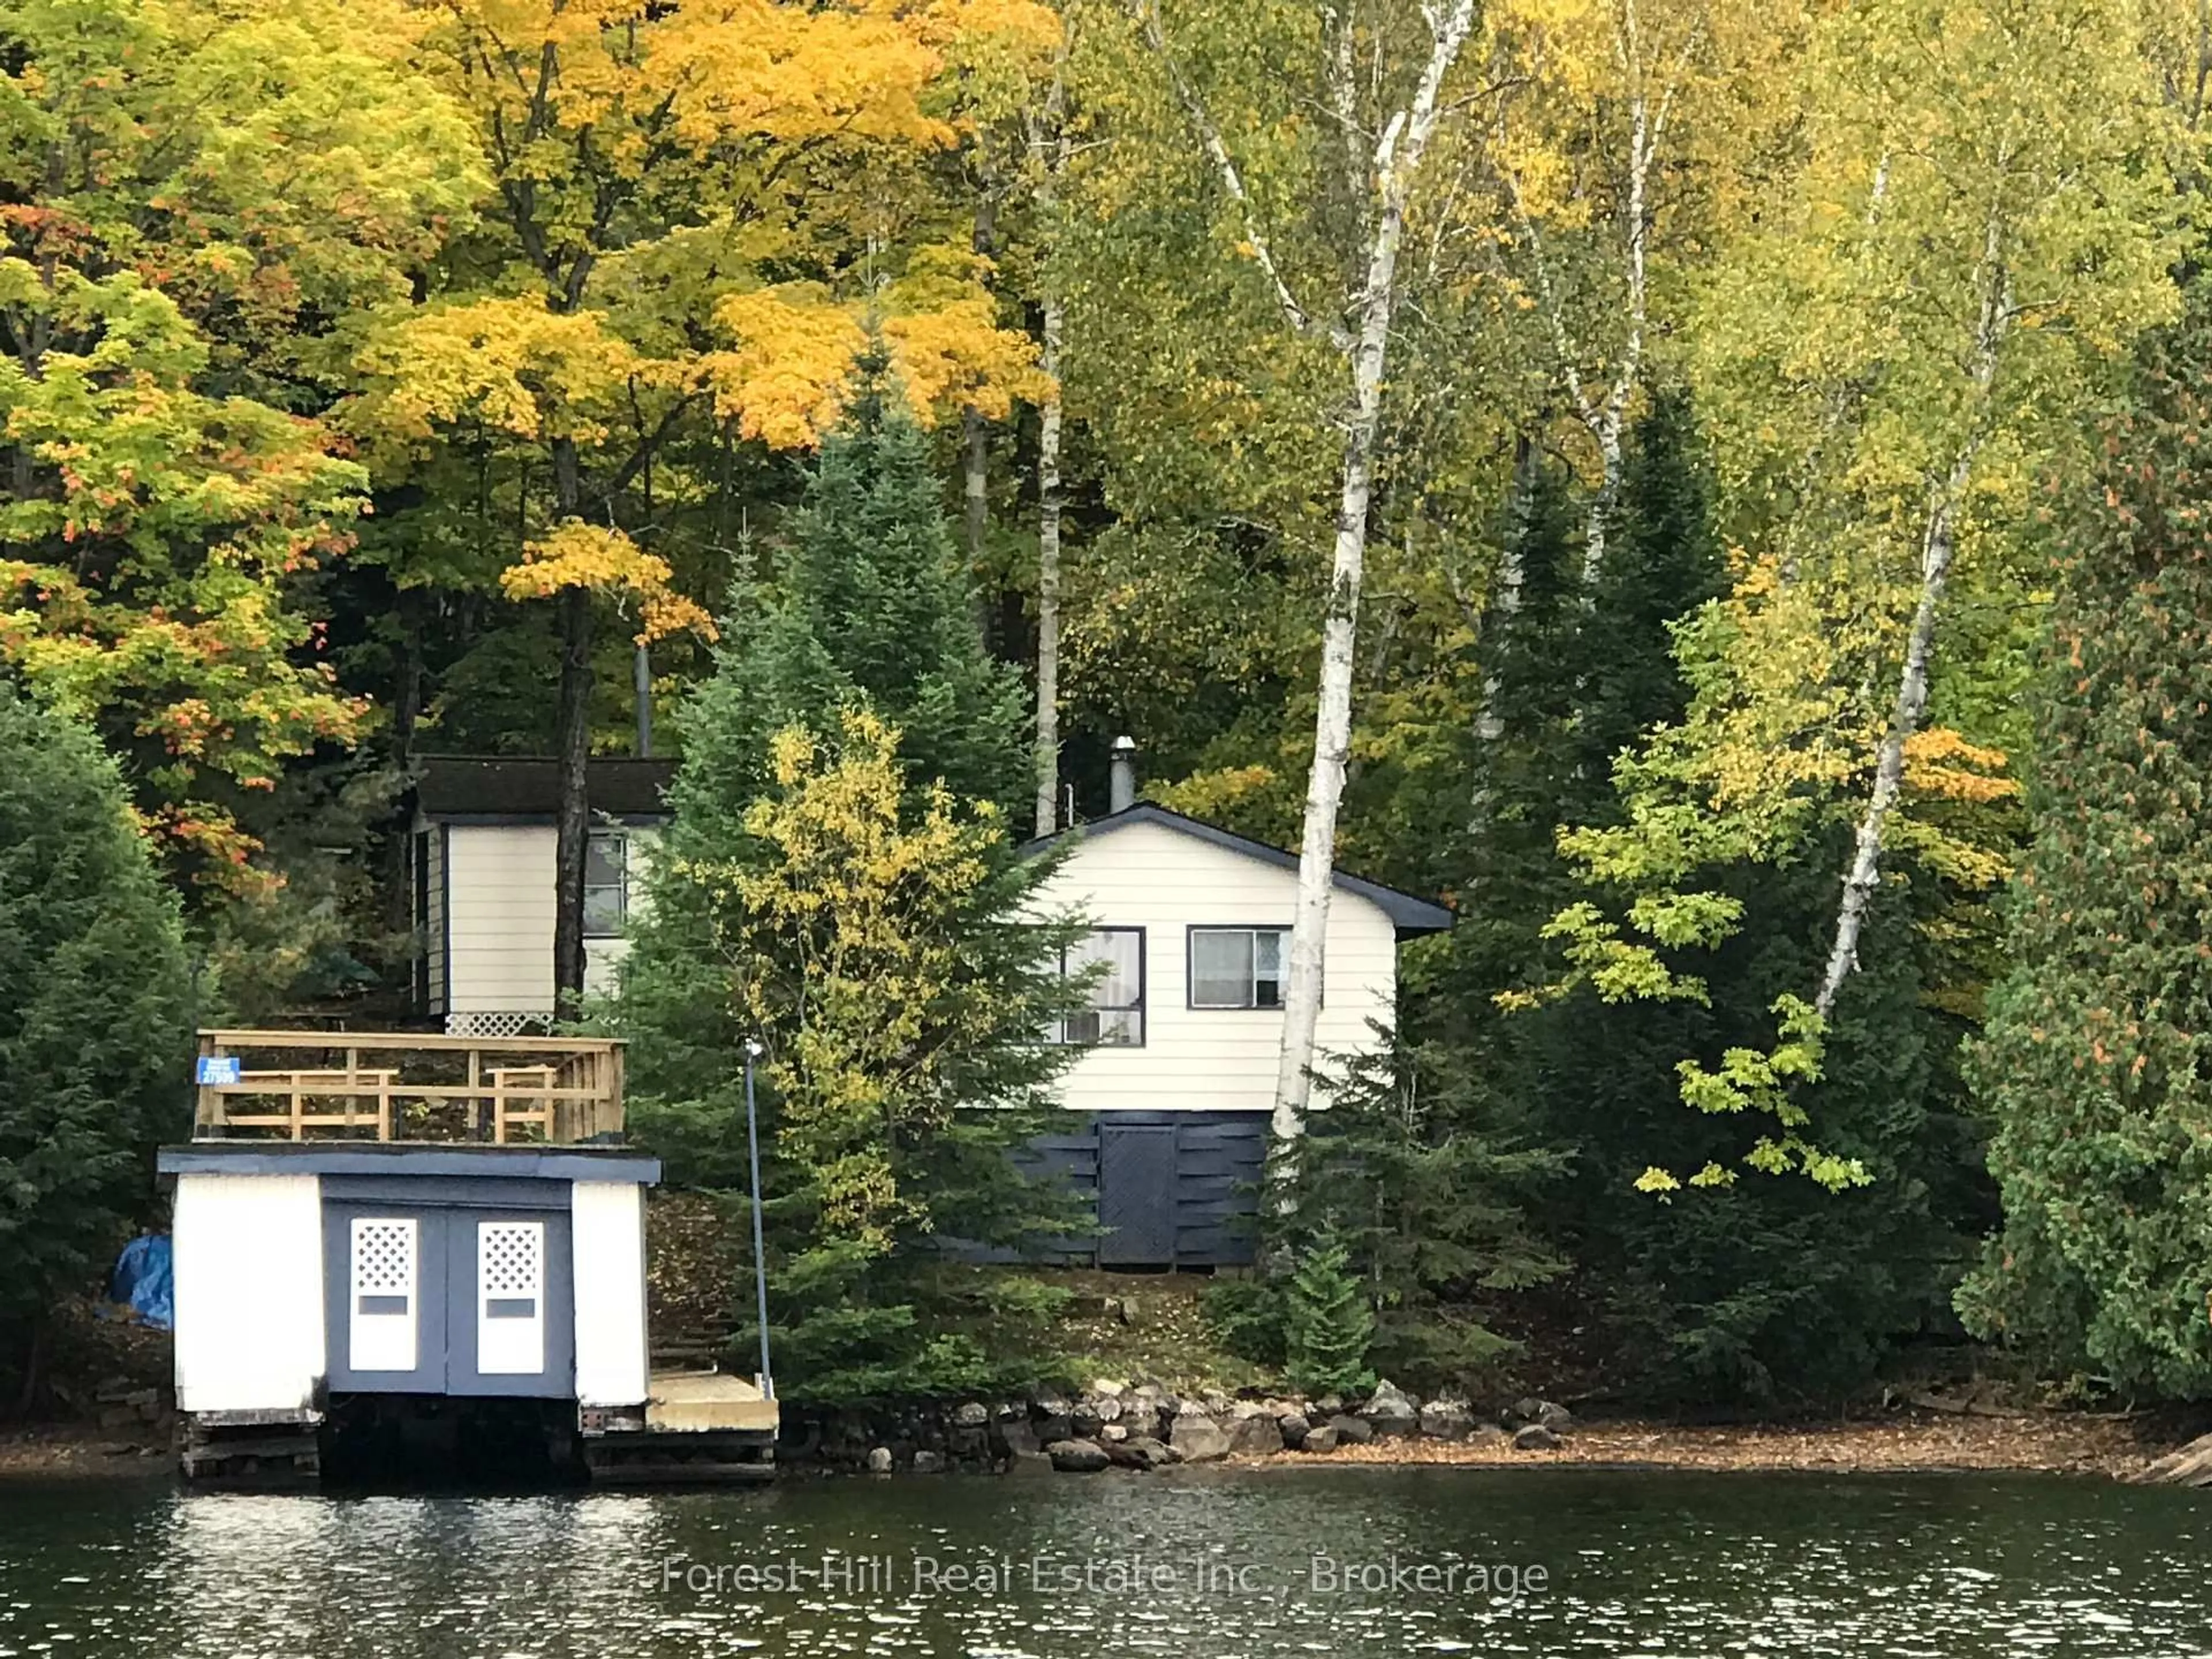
[1020,758,1452,1267]
[160,1031,775,1487]
[410,757,672,1035]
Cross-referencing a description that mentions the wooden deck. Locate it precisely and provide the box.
[194,1029,625,1145]
[646,1372,779,1435]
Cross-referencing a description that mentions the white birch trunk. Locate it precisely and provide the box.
[1270,0,1480,1143]
[1813,215,2008,1019]
[1034,293,1065,835]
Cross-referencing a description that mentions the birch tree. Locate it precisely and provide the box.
[1539,0,2184,1188]
[1485,0,1802,589]
[1133,0,1484,1143]
[1027,36,1075,835]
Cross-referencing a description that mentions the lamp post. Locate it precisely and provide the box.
[743,1039,774,1400]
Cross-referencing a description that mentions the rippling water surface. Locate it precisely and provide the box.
[3,1466,2211,1657]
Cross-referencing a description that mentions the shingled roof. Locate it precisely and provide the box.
[415,756,677,821]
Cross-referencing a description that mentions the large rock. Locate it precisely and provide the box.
[1301,1424,1340,1453]
[1512,1424,1562,1453]
[1505,1396,1574,1432]
[1034,1413,1074,1444]
[1277,1411,1312,1450]
[1419,1396,1476,1439]
[1359,1379,1419,1439]
[1047,1438,1112,1473]
[1169,1410,1232,1463]
[1328,1413,1376,1446]
[953,1402,990,1428]
[866,1446,893,1474]
[1228,1412,1284,1456]
[1109,1435,1176,1471]
[911,1449,946,1474]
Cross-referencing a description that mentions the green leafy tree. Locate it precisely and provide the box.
[1958,307,2212,1398]
[627,708,1084,1404]
[0,686,190,1411]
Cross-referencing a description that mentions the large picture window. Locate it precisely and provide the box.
[1054,928,1145,1046]
[1188,926,1291,1009]
[584,832,629,938]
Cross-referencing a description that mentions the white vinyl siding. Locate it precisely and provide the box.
[1029,820,1397,1115]
[443,824,656,1015]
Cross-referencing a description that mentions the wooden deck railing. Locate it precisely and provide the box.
[194,1030,626,1145]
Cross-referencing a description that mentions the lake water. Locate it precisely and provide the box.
[3,1465,2210,1657]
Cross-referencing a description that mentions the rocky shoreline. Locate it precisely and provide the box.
[780,1378,2162,1482]
[0,1377,2173,1484]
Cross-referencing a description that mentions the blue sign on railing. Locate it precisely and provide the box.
[196,1055,241,1086]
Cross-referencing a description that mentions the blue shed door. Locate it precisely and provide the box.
[1097,1125,1178,1266]
[324,1204,573,1398]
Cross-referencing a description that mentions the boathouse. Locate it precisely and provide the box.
[158,1029,773,1486]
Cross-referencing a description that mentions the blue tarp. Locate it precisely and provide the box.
[108,1234,173,1331]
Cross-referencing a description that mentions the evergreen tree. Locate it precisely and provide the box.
[1416,394,1975,1403]
[1958,309,2212,1397]
[0,687,191,1410]
[1287,1036,1566,1384]
[621,376,1084,1404]
[1284,1237,1377,1397]
[682,354,1032,822]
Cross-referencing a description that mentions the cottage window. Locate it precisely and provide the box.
[584,832,629,937]
[1054,927,1145,1046]
[1188,926,1292,1009]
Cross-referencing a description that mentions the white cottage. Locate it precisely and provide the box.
[404,746,1450,1270]
[1019,744,1453,1267]
[410,757,673,1033]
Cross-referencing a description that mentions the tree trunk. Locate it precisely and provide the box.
[551,435,591,1023]
[1272,0,1476,1143]
[1813,217,2008,1018]
[14,1317,47,1419]
[962,191,999,637]
[1272,300,1388,1143]
[381,592,427,938]
[1813,460,1963,1020]
[1034,293,1065,836]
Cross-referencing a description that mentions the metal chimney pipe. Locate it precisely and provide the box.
[1108,734,1138,815]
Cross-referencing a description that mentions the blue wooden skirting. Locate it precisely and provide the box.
[1003,1110,1270,1270]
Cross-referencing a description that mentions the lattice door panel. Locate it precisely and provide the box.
[476,1219,546,1376]
[349,1217,418,1373]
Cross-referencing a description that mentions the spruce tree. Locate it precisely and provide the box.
[1285,1036,1566,1383]
[1958,309,2212,1397]
[0,686,191,1408]
[621,369,1083,1404]
[1284,1237,1377,1397]
[679,353,1031,822]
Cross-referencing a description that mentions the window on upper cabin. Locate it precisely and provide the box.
[584,832,629,938]
[1188,926,1294,1009]
[1052,927,1145,1046]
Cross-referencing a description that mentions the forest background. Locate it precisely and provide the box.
[4,0,2212,1414]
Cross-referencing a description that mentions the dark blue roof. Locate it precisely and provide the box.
[1019,804,1453,935]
